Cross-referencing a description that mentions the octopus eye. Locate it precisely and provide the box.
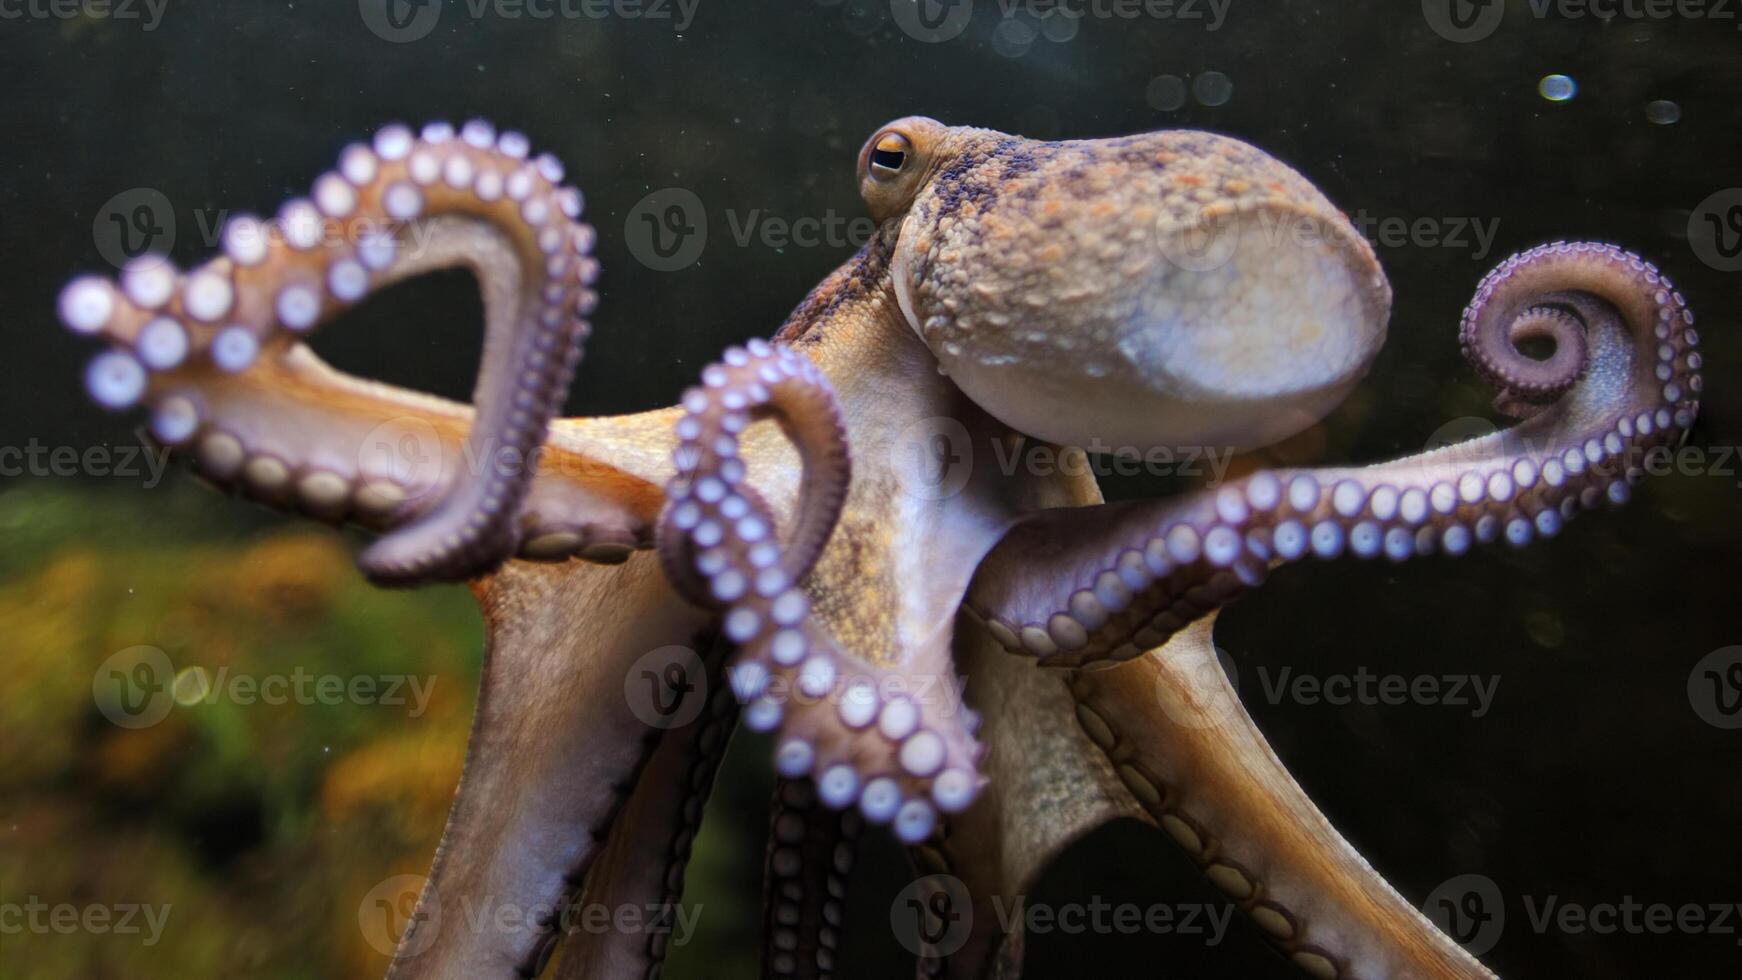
[869,133,912,176]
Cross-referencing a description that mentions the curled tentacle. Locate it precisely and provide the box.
[968,241,1702,668]
[59,119,599,584]
[655,342,983,840]
[1466,302,1588,409]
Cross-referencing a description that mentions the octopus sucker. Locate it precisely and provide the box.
[56,119,647,581]
[654,341,981,839]
[969,242,1699,671]
[53,115,1705,979]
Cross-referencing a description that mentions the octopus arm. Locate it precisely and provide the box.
[385,556,712,979]
[59,120,610,584]
[551,635,738,980]
[962,242,1702,976]
[917,627,1154,979]
[656,343,984,843]
[1070,615,1495,979]
[966,243,1701,669]
[760,779,864,980]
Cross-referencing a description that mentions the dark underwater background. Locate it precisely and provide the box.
[2,1,1740,977]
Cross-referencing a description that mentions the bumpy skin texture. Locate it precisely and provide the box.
[56,116,1699,980]
[886,118,1391,453]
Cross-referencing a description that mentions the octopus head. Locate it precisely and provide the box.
[863,116,1393,454]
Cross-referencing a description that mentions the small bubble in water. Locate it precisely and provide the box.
[1193,71,1234,107]
[992,18,1037,58]
[1146,74,1188,111]
[1040,12,1078,42]
[1538,74,1577,102]
[1645,99,1681,124]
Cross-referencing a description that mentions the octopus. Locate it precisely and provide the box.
[55,115,1702,979]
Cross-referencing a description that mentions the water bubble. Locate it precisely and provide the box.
[1146,74,1188,112]
[1645,100,1681,125]
[173,665,212,706]
[992,17,1037,58]
[1039,11,1078,42]
[1538,74,1577,102]
[1193,71,1234,107]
